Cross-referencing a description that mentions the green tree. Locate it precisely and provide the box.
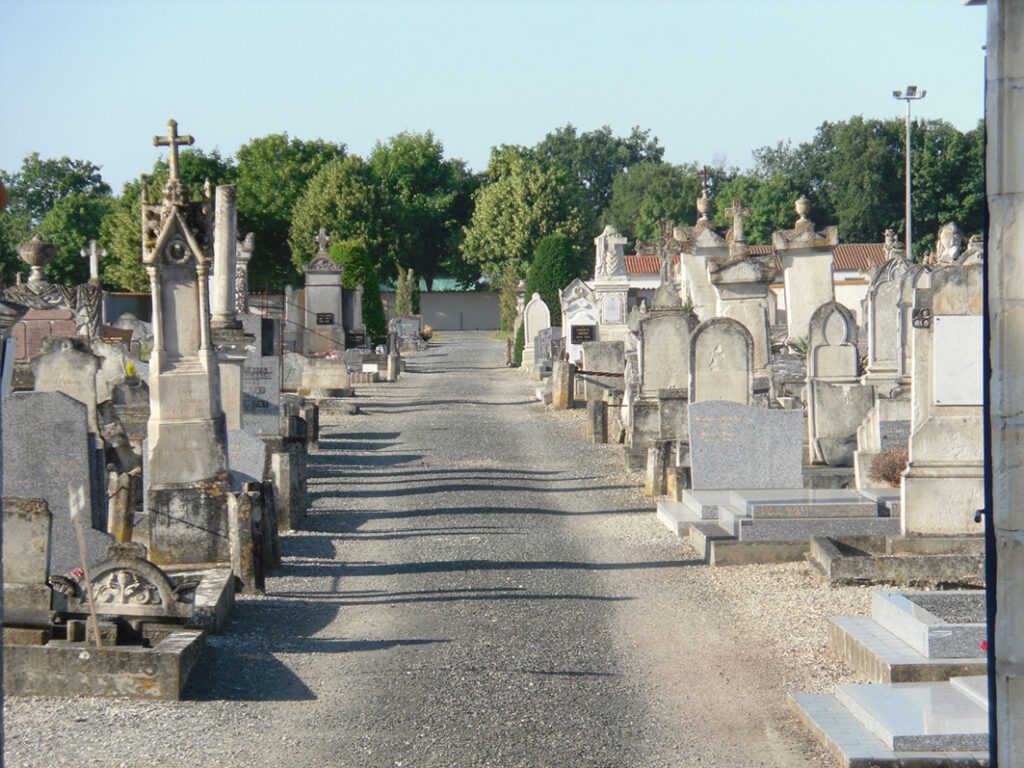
[288,156,387,273]
[527,233,579,326]
[395,267,416,316]
[461,149,585,278]
[100,148,236,291]
[330,239,386,343]
[235,134,346,290]
[36,191,114,285]
[1,153,112,283]
[607,162,702,243]
[534,124,664,225]
[369,131,478,288]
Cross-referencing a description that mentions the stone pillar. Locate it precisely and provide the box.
[211,185,241,331]
[986,2,1024,762]
[235,232,255,315]
[771,197,838,343]
[586,399,607,443]
[676,191,727,321]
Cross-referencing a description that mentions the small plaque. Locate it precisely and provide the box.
[571,324,597,344]
[316,313,335,326]
[346,331,367,348]
[933,315,983,406]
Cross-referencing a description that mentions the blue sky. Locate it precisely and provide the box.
[0,0,986,193]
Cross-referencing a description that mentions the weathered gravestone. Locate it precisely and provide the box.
[521,292,551,369]
[688,400,804,490]
[533,326,562,371]
[676,191,726,321]
[805,301,873,466]
[3,497,52,610]
[580,340,624,402]
[2,391,112,574]
[689,317,753,405]
[239,312,281,435]
[32,336,102,434]
[772,197,838,343]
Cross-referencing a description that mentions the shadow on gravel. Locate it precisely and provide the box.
[184,597,450,702]
[303,506,656,531]
[280,557,700,579]
[309,481,635,501]
[361,398,534,411]
[308,452,423,468]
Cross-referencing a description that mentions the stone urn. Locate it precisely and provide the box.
[18,234,57,285]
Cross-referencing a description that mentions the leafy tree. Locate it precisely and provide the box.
[527,233,580,326]
[330,239,386,343]
[235,134,346,291]
[288,156,387,272]
[534,124,664,224]
[512,321,525,367]
[99,148,236,291]
[461,149,585,278]
[1,153,112,283]
[369,131,478,288]
[36,191,114,285]
[607,162,702,243]
[395,268,415,316]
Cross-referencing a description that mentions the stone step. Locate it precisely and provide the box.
[790,692,988,768]
[656,501,691,536]
[950,675,989,710]
[681,489,733,519]
[717,506,901,543]
[871,590,986,659]
[834,680,989,752]
[827,616,986,684]
[729,488,881,519]
[686,521,808,565]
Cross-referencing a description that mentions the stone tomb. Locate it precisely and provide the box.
[2,391,112,574]
[239,312,281,436]
[301,229,346,354]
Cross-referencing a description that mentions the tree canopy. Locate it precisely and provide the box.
[527,232,580,326]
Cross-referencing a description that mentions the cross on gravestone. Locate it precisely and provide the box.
[314,228,331,255]
[80,239,105,283]
[725,200,751,243]
[152,119,194,182]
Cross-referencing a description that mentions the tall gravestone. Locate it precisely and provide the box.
[863,239,911,391]
[805,301,872,466]
[901,254,984,535]
[772,196,838,343]
[706,201,776,372]
[676,190,726,321]
[688,317,753,406]
[592,225,630,344]
[521,292,550,369]
[302,229,345,355]
[142,119,231,565]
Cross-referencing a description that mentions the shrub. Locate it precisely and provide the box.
[330,239,386,343]
[869,448,908,487]
[513,322,525,367]
[527,233,580,327]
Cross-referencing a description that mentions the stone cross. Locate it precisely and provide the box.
[80,239,105,283]
[314,228,331,255]
[725,201,750,244]
[152,119,194,182]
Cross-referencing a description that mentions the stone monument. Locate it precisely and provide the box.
[142,119,232,565]
[302,229,345,354]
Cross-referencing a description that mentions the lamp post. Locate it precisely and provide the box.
[892,85,926,259]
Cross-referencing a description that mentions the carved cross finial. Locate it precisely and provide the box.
[701,166,711,196]
[80,239,106,283]
[152,119,194,182]
[314,227,331,255]
[725,200,750,243]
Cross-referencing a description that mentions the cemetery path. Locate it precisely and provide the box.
[4,331,857,768]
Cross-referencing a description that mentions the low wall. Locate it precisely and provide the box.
[382,291,499,331]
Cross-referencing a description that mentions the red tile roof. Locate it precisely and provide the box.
[624,254,679,274]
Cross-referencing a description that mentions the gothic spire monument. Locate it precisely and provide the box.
[143,119,232,565]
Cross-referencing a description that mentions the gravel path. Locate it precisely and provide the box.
[5,330,875,768]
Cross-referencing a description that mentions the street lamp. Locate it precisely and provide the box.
[893,85,926,259]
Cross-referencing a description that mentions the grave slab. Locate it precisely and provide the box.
[871,590,986,659]
[728,489,880,519]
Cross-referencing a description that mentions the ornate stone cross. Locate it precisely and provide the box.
[314,227,331,255]
[725,200,751,244]
[152,119,194,182]
[80,239,105,283]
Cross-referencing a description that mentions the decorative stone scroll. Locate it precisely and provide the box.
[70,553,192,619]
